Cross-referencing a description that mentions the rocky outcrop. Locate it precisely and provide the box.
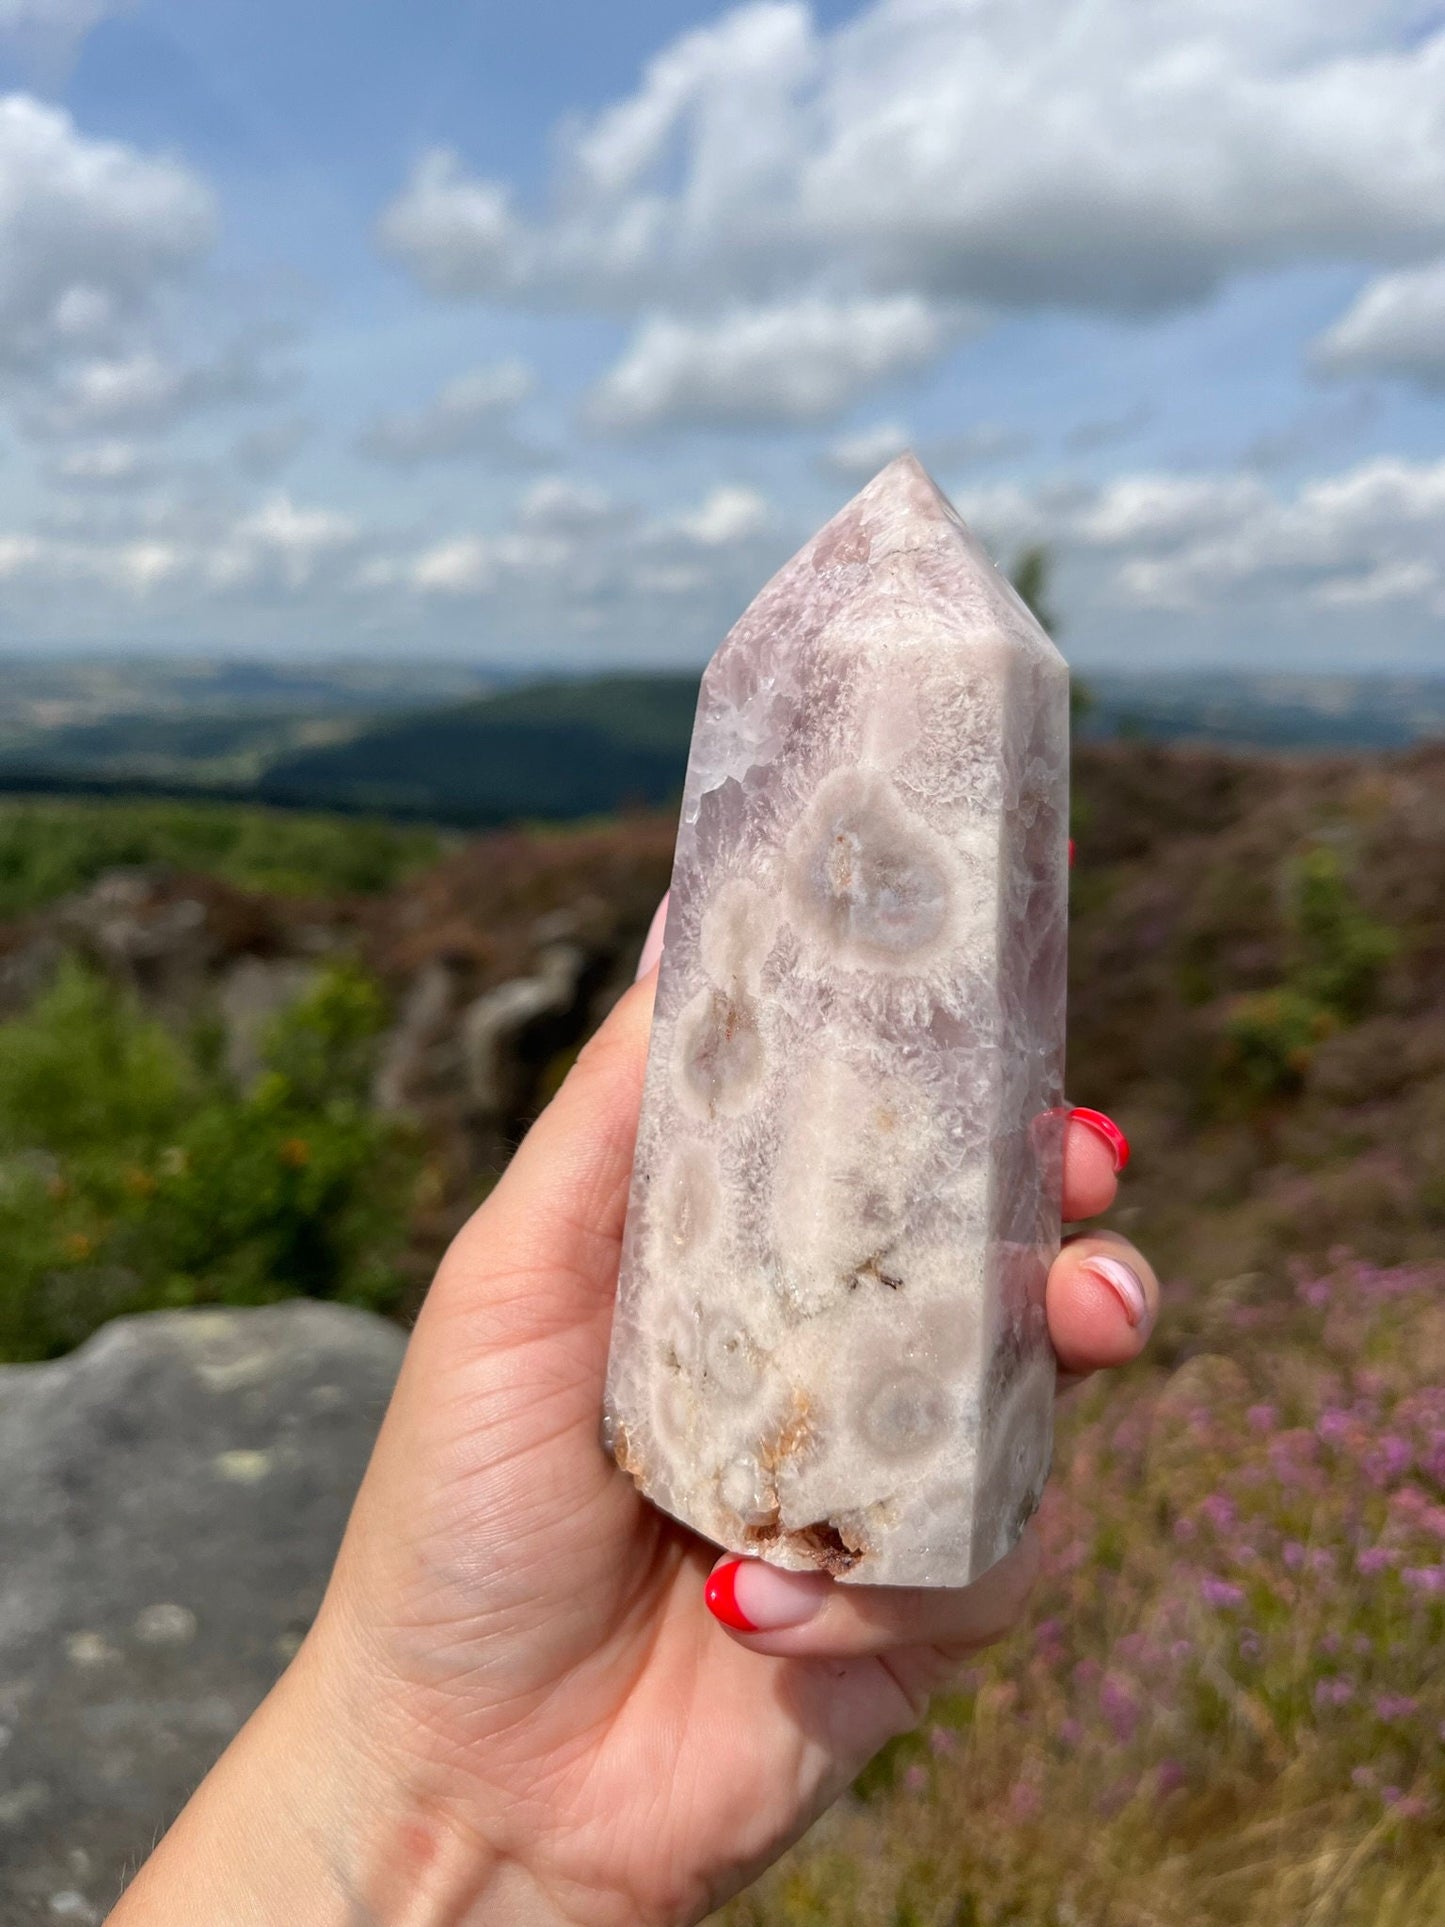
[0,818,675,1279]
[0,1303,404,1923]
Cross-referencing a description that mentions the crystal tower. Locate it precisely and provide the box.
[603,454,1069,1587]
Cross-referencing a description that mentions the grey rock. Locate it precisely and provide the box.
[0,1302,404,1922]
[56,872,214,994]
[373,959,458,1117]
[460,941,585,1115]
[217,957,318,1089]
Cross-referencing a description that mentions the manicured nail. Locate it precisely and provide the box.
[705,1557,831,1632]
[634,892,669,982]
[1069,1107,1130,1173]
[1083,1255,1151,1332]
[1068,837,1076,869]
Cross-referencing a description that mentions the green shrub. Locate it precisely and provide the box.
[0,796,440,918]
[1219,987,1338,1099]
[1290,844,1397,1020]
[0,958,417,1359]
[1214,844,1398,1103]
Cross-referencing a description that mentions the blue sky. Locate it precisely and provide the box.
[2,0,1445,670]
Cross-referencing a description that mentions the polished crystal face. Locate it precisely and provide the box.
[603,453,1069,1587]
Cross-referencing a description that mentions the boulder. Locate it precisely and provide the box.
[0,1302,405,1923]
[460,940,585,1117]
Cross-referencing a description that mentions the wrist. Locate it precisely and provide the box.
[109,1617,564,1927]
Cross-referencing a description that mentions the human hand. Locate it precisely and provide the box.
[114,924,1154,1927]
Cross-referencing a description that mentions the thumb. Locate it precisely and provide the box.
[429,967,658,1341]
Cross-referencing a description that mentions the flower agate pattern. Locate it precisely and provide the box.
[603,455,1069,1585]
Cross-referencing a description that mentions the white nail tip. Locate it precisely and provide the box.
[1083,1255,1150,1329]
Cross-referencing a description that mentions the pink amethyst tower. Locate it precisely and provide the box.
[603,454,1069,1587]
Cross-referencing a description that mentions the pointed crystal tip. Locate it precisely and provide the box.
[803,449,1059,661]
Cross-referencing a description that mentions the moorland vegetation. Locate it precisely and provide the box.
[0,736,1441,1923]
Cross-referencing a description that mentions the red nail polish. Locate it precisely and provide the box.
[1070,1107,1130,1173]
[705,1558,757,1632]
[1068,837,1076,869]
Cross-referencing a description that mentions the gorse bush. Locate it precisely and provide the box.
[0,958,418,1360]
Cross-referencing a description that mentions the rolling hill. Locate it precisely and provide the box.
[253,673,701,823]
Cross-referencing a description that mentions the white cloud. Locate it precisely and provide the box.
[0,532,45,577]
[0,490,361,604]
[5,445,1444,661]
[218,494,358,590]
[1313,559,1439,606]
[376,150,520,300]
[666,484,771,546]
[408,535,494,596]
[30,342,271,438]
[1058,457,1445,614]
[378,4,814,307]
[630,561,709,596]
[358,358,537,464]
[333,452,1445,661]
[924,454,1445,642]
[378,483,623,601]
[0,528,182,595]
[111,538,182,593]
[1072,474,1272,550]
[0,95,214,372]
[587,295,955,431]
[362,473,776,619]
[819,420,1028,485]
[516,475,621,532]
[378,2,1445,322]
[46,438,150,487]
[1313,259,1445,386]
[820,421,912,482]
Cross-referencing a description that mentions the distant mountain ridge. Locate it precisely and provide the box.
[0,666,1442,827]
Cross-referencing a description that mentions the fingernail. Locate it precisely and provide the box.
[1083,1255,1151,1332]
[634,892,669,982]
[705,1557,831,1633]
[1069,1107,1130,1173]
[1068,837,1076,869]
